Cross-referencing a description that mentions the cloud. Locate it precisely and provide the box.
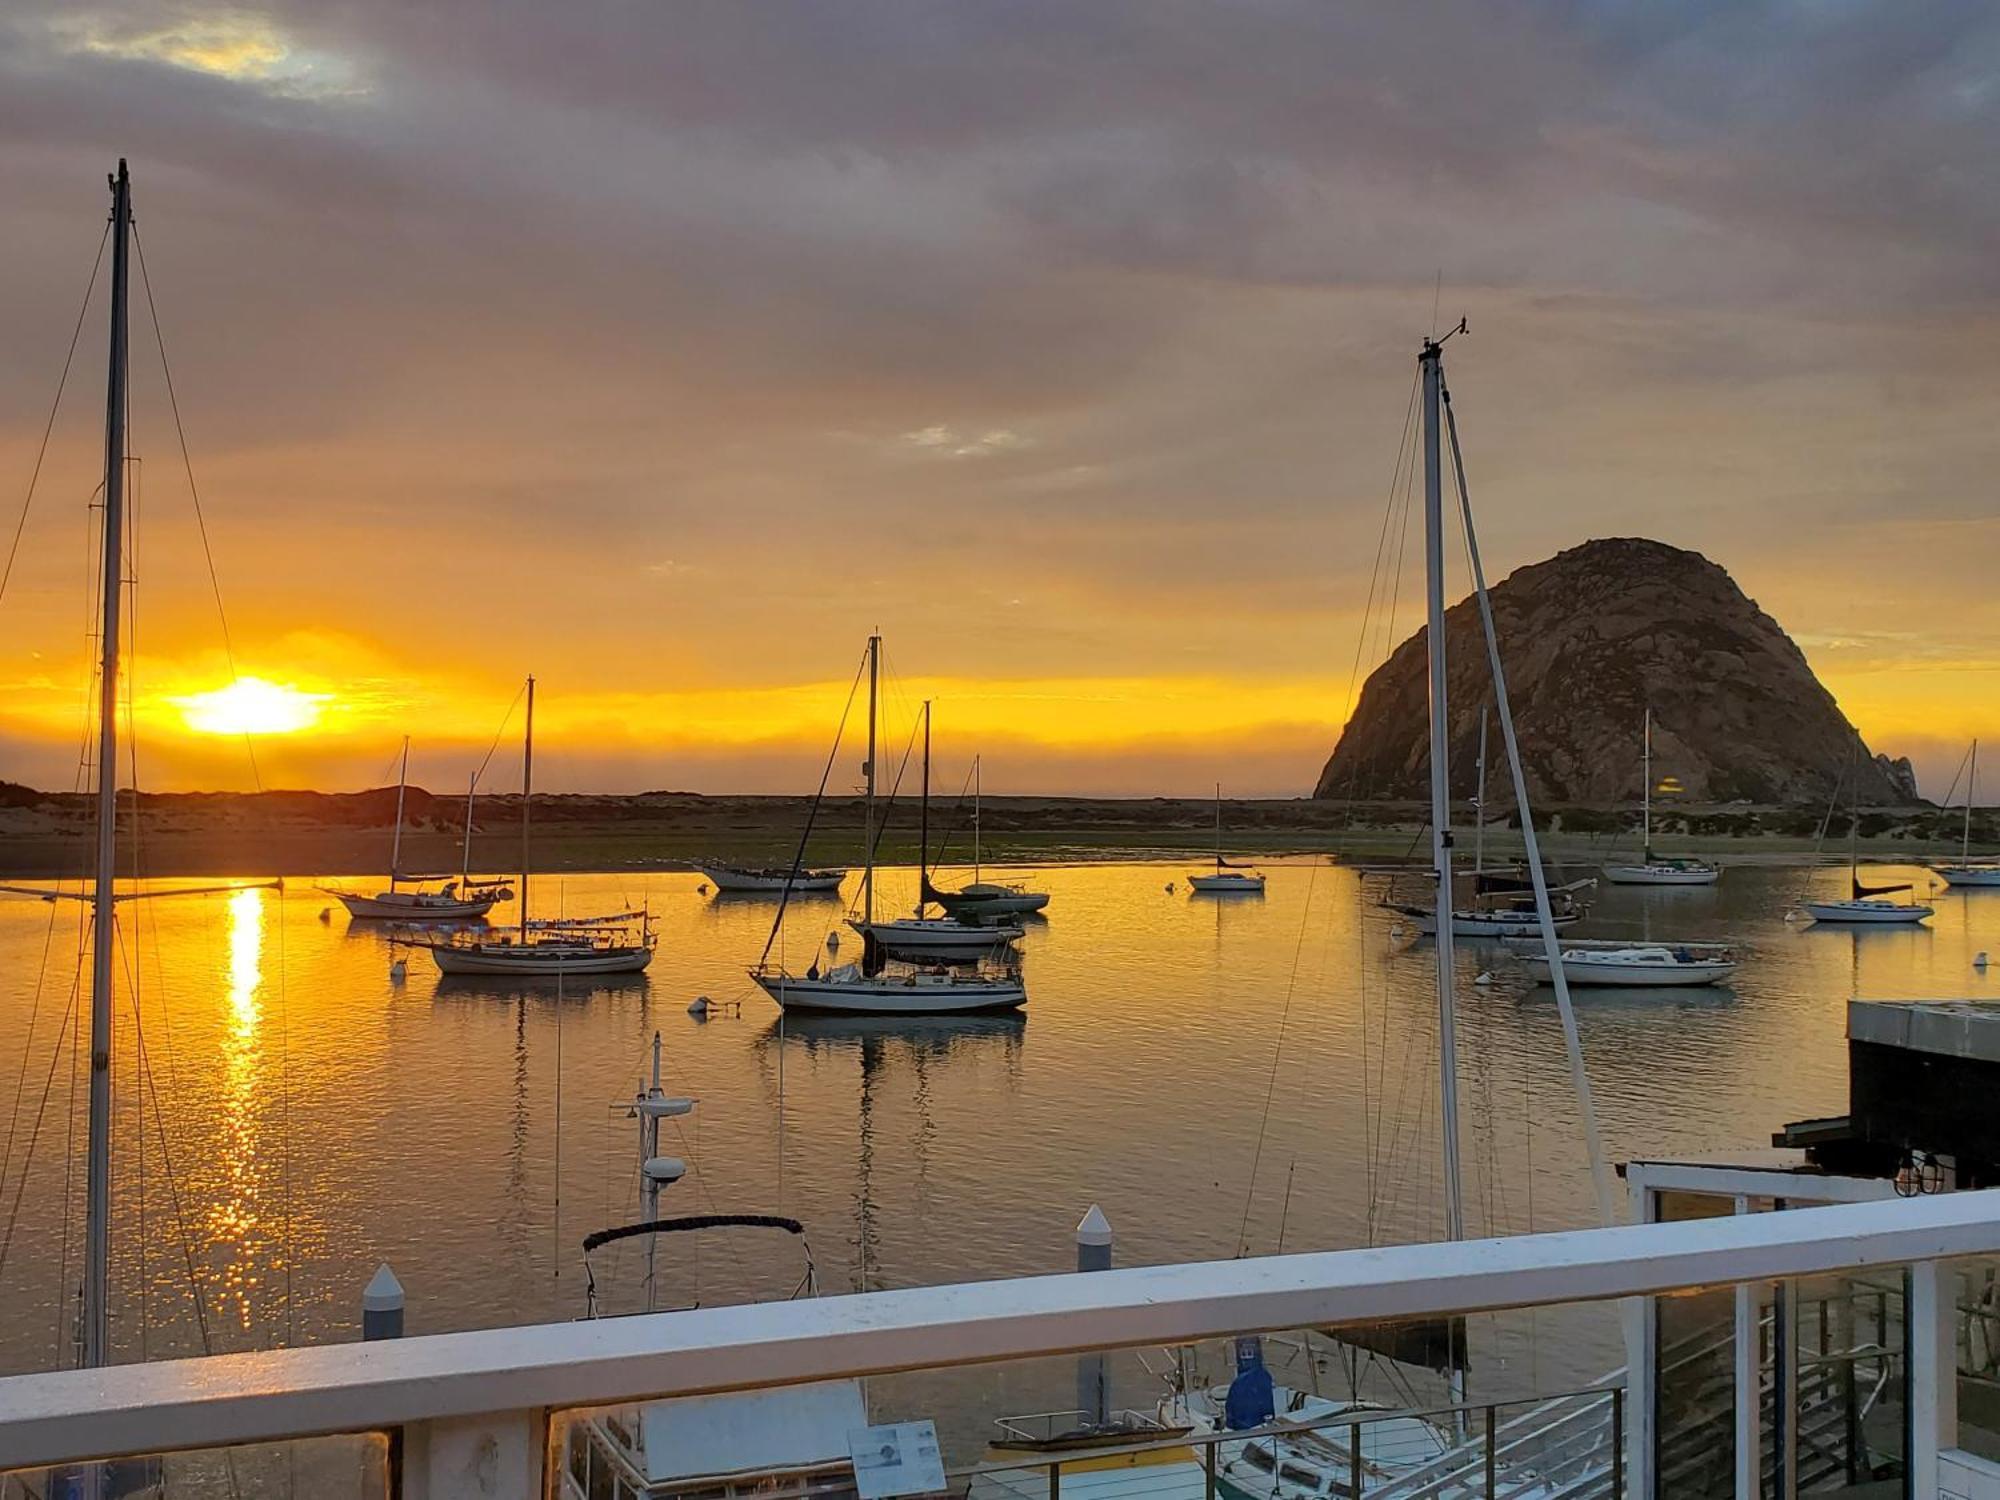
[45,7,368,99]
[899,425,1030,459]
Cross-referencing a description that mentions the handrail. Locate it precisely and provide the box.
[3,1192,1998,1469]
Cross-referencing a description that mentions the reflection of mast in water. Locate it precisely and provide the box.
[500,998,530,1262]
[854,1032,880,1292]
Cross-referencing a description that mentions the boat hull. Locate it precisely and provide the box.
[933,887,1051,916]
[851,918,1022,958]
[1525,956,1737,986]
[334,890,499,921]
[1398,905,1583,938]
[1938,866,2000,888]
[429,942,654,975]
[1601,865,1719,887]
[701,866,846,893]
[1187,874,1265,893]
[752,971,1025,1014]
[1804,900,1933,924]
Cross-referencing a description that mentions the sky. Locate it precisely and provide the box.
[1,1,1997,799]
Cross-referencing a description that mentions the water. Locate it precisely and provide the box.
[0,860,1991,1410]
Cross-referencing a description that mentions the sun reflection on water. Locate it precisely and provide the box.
[212,886,265,1327]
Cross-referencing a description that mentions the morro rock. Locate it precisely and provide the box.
[1314,537,1917,807]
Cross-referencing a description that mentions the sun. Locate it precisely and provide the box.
[175,678,330,736]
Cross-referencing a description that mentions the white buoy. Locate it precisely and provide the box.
[1977,951,1990,970]
[1473,971,1493,987]
[688,995,711,1017]
[388,958,408,982]
[826,932,840,951]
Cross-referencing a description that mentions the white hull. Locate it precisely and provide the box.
[1188,873,1265,893]
[333,889,500,921]
[1525,949,1737,987]
[1601,864,1718,886]
[852,917,1022,956]
[935,885,1050,915]
[752,969,1025,1014]
[1805,899,1933,925]
[429,941,654,975]
[701,866,846,893]
[1402,906,1583,938]
[1938,866,2000,888]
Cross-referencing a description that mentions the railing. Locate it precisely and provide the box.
[1,1192,1997,1498]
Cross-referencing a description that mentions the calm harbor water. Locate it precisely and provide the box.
[0,859,1992,1428]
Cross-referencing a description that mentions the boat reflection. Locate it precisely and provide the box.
[430,972,652,1005]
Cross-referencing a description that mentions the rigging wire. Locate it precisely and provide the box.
[131,224,262,790]
[0,222,109,613]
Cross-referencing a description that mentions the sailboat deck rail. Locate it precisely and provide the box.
[4,1192,1999,1481]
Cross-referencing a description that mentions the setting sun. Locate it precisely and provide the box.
[174,678,330,736]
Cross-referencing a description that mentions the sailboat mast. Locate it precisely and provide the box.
[973,756,982,882]
[390,736,410,888]
[461,773,476,885]
[1967,740,1979,863]
[1473,712,1488,876]
[917,700,930,917]
[521,675,535,935]
[862,635,879,929]
[1419,335,1465,1246]
[83,156,132,1373]
[1213,781,1222,870]
[1641,708,1653,862]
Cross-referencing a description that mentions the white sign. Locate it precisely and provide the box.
[848,1420,947,1500]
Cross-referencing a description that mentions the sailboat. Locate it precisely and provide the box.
[1163,326,1611,1489]
[698,863,846,894]
[405,677,657,974]
[1186,785,1266,893]
[1602,709,1719,886]
[751,637,1026,1014]
[323,736,514,919]
[1804,761,1933,925]
[1935,740,2000,888]
[859,700,1024,958]
[923,753,1051,916]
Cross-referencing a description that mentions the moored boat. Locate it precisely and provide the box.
[323,737,513,920]
[1602,709,1719,886]
[700,863,846,893]
[1804,896,1933,925]
[1935,740,2000,889]
[752,960,1026,1014]
[1518,940,1738,986]
[1188,784,1265,893]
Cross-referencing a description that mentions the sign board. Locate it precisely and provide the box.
[847,1420,947,1500]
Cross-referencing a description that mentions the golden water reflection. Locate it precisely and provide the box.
[212,886,265,1328]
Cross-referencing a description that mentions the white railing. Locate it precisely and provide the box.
[2,1191,1996,1490]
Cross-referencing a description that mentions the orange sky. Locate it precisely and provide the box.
[1,5,1996,798]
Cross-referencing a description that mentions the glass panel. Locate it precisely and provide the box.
[5,1434,387,1500]
[1788,1269,1906,1495]
[1955,1256,2000,1462]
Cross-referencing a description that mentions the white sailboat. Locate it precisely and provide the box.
[1187,785,1266,893]
[1602,709,1719,886]
[323,737,514,919]
[925,755,1051,916]
[407,677,657,975]
[751,638,1026,1014]
[1935,740,2000,888]
[699,864,846,894]
[1516,938,1739,987]
[1804,778,1933,925]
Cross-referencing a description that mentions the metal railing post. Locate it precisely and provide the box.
[1352,1421,1363,1500]
[1205,1438,1217,1500]
[1484,1405,1497,1498]
[1613,1386,1626,1500]
[1048,1458,1060,1500]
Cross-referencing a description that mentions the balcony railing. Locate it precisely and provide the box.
[2,1191,1997,1498]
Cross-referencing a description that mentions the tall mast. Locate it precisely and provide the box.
[1966,740,1979,863]
[1419,334,1465,1246]
[521,675,535,936]
[83,159,132,1372]
[973,756,982,883]
[1473,711,1488,877]
[1641,708,1653,862]
[862,635,879,928]
[917,699,931,917]
[1213,782,1222,870]
[461,772,476,886]
[390,735,410,888]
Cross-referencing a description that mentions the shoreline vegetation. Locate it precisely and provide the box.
[0,783,1989,880]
